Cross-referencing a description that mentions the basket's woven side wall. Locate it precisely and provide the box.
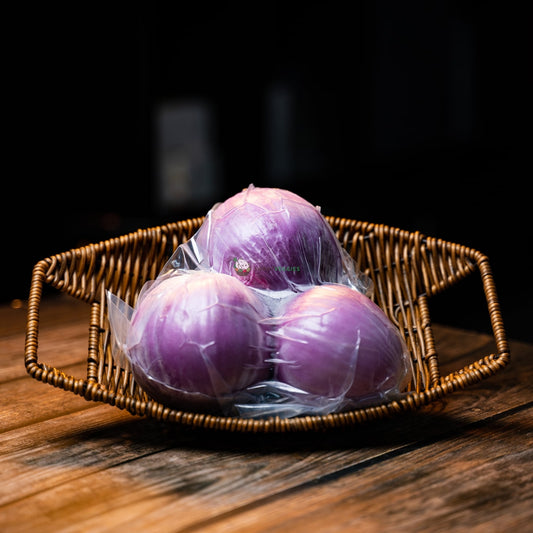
[417,237,478,297]
[40,218,204,306]
[327,217,478,299]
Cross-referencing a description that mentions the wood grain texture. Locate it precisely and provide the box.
[188,407,533,533]
[1,297,531,533]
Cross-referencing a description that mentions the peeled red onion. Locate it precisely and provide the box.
[274,284,411,402]
[193,185,348,291]
[126,270,271,411]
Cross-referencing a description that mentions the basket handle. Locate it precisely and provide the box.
[24,260,90,397]
[434,253,512,393]
[476,253,510,361]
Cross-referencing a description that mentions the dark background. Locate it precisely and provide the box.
[6,2,532,341]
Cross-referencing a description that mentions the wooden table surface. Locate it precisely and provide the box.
[1,295,532,532]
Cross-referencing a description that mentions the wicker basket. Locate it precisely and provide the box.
[24,216,510,432]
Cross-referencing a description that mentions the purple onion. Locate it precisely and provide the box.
[126,270,271,411]
[193,186,347,290]
[274,284,411,401]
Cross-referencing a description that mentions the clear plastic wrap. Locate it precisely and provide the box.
[107,185,413,419]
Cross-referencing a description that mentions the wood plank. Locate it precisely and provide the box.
[0,406,138,457]
[0,295,89,338]
[0,322,90,383]
[1,337,531,533]
[0,408,161,506]
[0,363,93,432]
[432,323,496,359]
[2,403,530,533]
[0,295,90,384]
[187,405,533,533]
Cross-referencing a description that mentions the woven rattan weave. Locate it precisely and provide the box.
[24,216,510,432]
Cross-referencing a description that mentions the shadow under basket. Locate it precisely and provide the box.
[24,216,510,433]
